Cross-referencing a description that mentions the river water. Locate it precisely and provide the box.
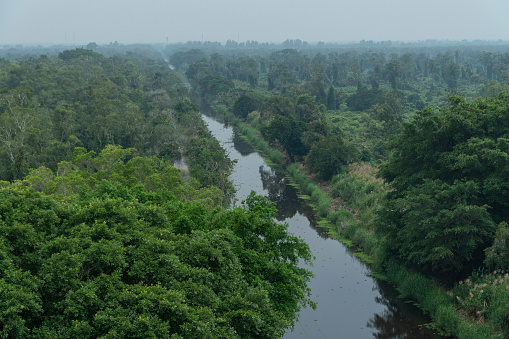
[200,112,443,338]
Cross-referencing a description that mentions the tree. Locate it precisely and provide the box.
[377,93,509,280]
[232,92,262,119]
[377,179,495,281]
[0,107,40,180]
[326,85,337,110]
[485,222,509,271]
[260,95,294,122]
[262,115,308,161]
[295,94,320,122]
[307,135,355,181]
[0,181,312,338]
[307,66,326,105]
[384,59,401,89]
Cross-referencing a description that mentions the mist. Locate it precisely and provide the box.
[1,0,508,45]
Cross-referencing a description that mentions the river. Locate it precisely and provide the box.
[200,112,443,338]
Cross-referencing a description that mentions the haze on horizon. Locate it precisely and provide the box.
[1,0,508,46]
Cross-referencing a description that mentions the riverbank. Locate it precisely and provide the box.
[206,100,499,338]
[200,105,443,338]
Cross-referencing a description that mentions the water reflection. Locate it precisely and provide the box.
[232,130,254,156]
[259,165,301,221]
[258,166,334,240]
[368,280,447,339]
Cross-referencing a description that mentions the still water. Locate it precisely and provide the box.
[201,113,443,338]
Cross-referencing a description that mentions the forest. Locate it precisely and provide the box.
[0,46,314,337]
[167,41,509,337]
[2,40,509,337]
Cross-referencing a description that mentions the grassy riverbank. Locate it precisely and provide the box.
[208,101,501,339]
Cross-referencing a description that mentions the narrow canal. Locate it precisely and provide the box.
[200,112,443,338]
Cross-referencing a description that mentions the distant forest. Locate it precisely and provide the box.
[166,40,509,163]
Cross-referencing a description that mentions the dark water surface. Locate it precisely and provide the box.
[201,113,444,339]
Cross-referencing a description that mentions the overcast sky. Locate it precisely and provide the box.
[1,0,508,45]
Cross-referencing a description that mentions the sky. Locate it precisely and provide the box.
[0,0,508,45]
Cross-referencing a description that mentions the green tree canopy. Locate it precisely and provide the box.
[0,180,312,338]
[262,115,308,161]
[307,135,356,181]
[232,92,263,119]
[377,93,509,280]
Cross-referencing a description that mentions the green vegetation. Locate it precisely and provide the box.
[0,47,314,337]
[173,42,509,337]
[0,179,313,338]
[0,47,236,206]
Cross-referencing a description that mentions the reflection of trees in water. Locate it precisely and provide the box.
[232,131,254,156]
[259,165,301,221]
[367,280,445,339]
[258,166,329,239]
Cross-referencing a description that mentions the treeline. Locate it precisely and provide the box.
[0,48,185,180]
[173,45,509,336]
[173,45,509,163]
[0,48,237,204]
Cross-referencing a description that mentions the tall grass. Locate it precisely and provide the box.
[327,163,389,257]
[384,260,498,338]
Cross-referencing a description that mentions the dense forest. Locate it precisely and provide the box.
[0,47,314,337]
[2,40,509,337]
[168,42,509,337]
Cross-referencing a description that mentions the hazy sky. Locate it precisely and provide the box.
[1,0,508,45]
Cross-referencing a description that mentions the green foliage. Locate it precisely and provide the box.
[169,49,207,71]
[377,94,509,280]
[452,270,509,334]
[185,135,236,206]
[232,92,262,119]
[21,145,227,208]
[378,179,495,281]
[58,48,102,61]
[260,95,294,123]
[295,94,321,122]
[261,115,308,160]
[307,135,355,181]
[326,85,337,110]
[0,181,312,338]
[286,164,331,218]
[0,49,198,181]
[345,87,384,111]
[485,222,509,271]
[383,260,497,338]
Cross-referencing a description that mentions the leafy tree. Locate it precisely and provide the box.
[485,222,509,271]
[377,93,509,280]
[260,95,294,122]
[262,115,308,161]
[377,179,495,281]
[307,135,355,181]
[384,59,401,89]
[169,49,207,71]
[0,107,45,180]
[326,85,337,110]
[0,180,312,338]
[345,86,384,111]
[232,92,262,119]
[295,94,321,122]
